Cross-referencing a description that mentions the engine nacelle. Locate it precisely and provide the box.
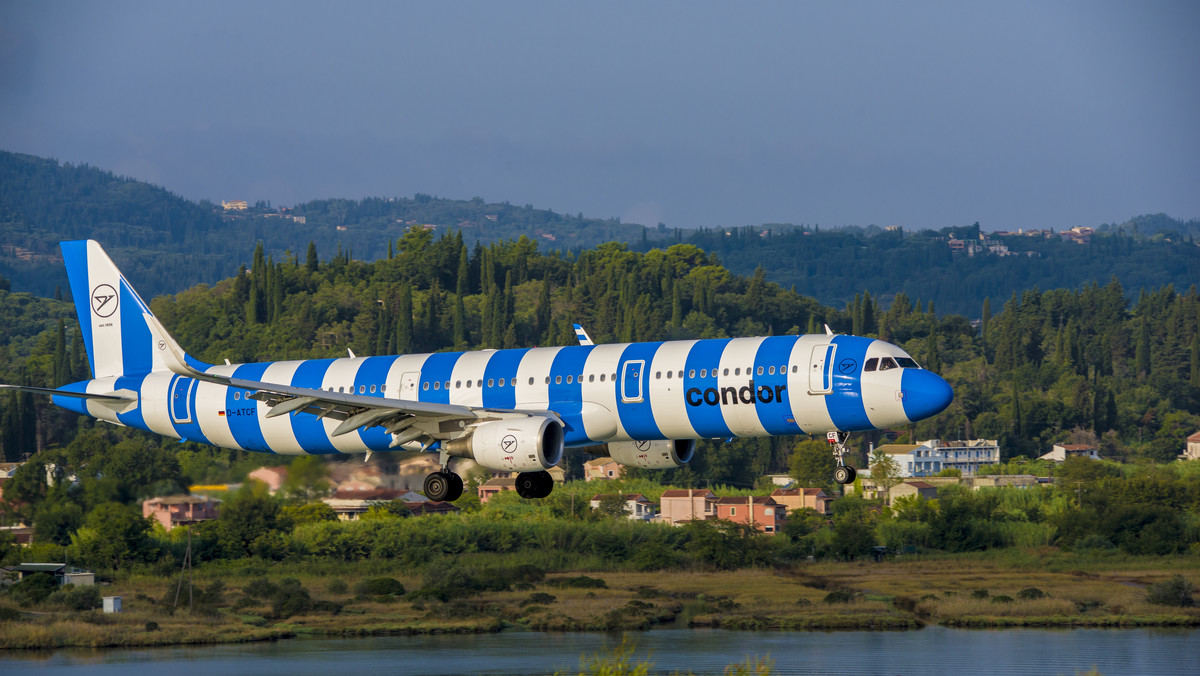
[607,439,695,469]
[445,417,564,473]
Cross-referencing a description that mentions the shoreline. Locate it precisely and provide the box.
[3,558,1198,651]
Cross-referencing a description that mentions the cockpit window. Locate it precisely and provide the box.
[864,358,878,372]
[896,357,920,369]
[879,357,899,371]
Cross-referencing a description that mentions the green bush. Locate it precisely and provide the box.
[823,589,855,604]
[354,577,406,597]
[991,595,1014,604]
[970,589,989,600]
[10,573,59,607]
[326,579,348,594]
[1145,576,1196,607]
[1017,587,1046,600]
[46,585,102,611]
[546,575,606,589]
[0,605,21,621]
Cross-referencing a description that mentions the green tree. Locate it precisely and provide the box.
[70,502,153,569]
[788,438,837,489]
[868,448,902,504]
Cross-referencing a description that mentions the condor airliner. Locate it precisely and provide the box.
[2,241,953,500]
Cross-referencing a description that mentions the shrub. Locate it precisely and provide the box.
[795,597,812,606]
[522,592,557,606]
[893,595,918,612]
[243,577,279,599]
[1145,576,1196,607]
[10,573,58,607]
[327,579,348,594]
[991,595,1014,604]
[970,589,989,600]
[145,621,159,632]
[354,577,406,597]
[823,589,855,604]
[46,585,102,611]
[1017,587,1046,600]
[0,605,20,621]
[546,575,606,589]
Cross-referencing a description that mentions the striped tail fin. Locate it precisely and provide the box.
[60,240,198,379]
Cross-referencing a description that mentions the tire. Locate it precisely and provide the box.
[438,472,463,502]
[423,472,450,501]
[834,466,854,485]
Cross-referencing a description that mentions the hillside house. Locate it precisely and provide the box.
[584,457,623,481]
[588,494,656,521]
[142,495,221,530]
[872,439,1000,477]
[478,477,516,503]
[322,487,425,520]
[770,487,833,515]
[247,466,288,492]
[890,481,939,501]
[1180,432,1200,461]
[715,496,786,534]
[657,489,717,525]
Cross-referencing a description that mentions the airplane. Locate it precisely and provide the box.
[1,240,953,501]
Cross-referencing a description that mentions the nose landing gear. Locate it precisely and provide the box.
[828,431,857,485]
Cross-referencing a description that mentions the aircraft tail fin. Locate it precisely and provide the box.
[60,240,203,379]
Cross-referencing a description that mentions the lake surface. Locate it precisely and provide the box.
[3,627,1198,675]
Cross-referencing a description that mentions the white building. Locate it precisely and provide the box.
[1039,444,1102,462]
[872,439,1001,477]
[1180,432,1200,462]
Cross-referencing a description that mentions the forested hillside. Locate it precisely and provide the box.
[681,221,1200,316]
[2,150,1197,318]
[2,229,1197,487]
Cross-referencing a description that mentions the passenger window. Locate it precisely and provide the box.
[529,377,535,385]
[757,366,764,376]
[879,357,898,371]
[588,374,594,382]
[465,380,472,388]
[423,382,429,391]
[359,385,366,394]
[234,391,240,400]
[499,378,506,387]
[370,384,377,394]
[700,369,707,378]
[735,368,741,376]
[864,358,878,372]
[554,376,561,384]
[724,368,730,376]
[600,374,606,382]
[655,371,661,379]
[768,366,775,375]
[689,369,696,378]
[456,380,462,388]
[488,379,494,387]
[567,375,574,384]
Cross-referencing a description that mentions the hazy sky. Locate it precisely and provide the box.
[2,1,1197,231]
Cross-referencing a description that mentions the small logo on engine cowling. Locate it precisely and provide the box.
[91,284,118,317]
[501,434,517,453]
[634,440,651,452]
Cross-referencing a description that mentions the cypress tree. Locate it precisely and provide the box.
[305,241,319,272]
[395,283,413,355]
[980,297,991,343]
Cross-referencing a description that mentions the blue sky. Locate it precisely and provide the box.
[1,1,1197,231]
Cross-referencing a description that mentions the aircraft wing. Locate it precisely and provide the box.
[143,313,555,447]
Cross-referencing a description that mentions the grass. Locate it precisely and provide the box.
[2,552,1198,650]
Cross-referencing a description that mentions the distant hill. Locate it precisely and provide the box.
[1,150,1196,316]
[0,150,672,299]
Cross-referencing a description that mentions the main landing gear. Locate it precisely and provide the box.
[515,470,554,499]
[828,431,858,485]
[423,470,464,502]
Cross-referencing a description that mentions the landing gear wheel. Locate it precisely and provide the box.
[424,471,462,501]
[444,472,464,501]
[515,470,554,499]
[834,465,857,485]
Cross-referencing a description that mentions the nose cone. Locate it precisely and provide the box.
[901,369,954,422]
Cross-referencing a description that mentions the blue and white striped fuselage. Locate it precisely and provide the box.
[58,333,951,456]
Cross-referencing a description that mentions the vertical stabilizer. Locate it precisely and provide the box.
[60,240,186,379]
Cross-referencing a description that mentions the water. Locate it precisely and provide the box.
[2,627,1197,675]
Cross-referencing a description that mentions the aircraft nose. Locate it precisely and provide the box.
[901,369,954,422]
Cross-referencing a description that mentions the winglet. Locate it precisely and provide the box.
[573,323,594,346]
[143,312,227,384]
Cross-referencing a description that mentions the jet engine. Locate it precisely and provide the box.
[444,416,564,473]
[607,439,695,469]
